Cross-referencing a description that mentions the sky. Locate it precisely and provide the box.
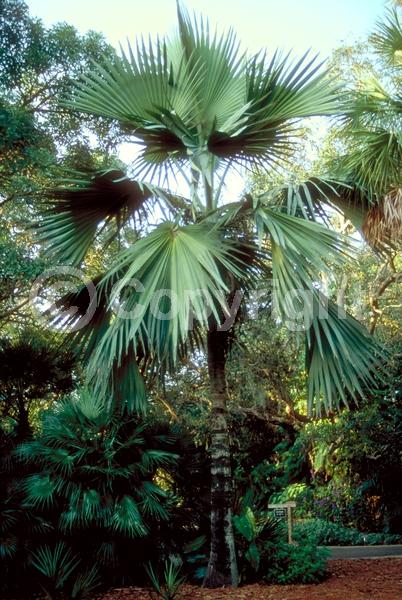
[26,0,389,59]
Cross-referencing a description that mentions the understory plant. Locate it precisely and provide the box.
[15,390,178,590]
[233,496,283,583]
[29,541,100,600]
[294,519,402,546]
[265,540,329,584]
[146,560,185,600]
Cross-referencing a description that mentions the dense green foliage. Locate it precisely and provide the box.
[294,519,401,547]
[265,541,328,584]
[1,390,181,596]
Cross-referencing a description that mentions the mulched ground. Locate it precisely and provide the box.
[97,558,402,600]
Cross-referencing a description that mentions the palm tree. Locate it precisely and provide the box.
[327,8,402,247]
[36,3,382,587]
[0,332,74,440]
[18,390,177,582]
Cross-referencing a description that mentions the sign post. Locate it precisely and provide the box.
[268,501,296,544]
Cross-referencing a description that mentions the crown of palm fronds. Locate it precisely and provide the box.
[35,2,385,418]
[330,8,402,246]
[63,2,340,182]
[18,391,177,542]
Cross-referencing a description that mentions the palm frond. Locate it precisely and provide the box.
[30,542,80,589]
[339,129,402,197]
[0,533,18,559]
[176,1,246,132]
[89,221,247,372]
[253,206,351,318]
[371,8,402,66]
[208,51,341,169]
[22,474,57,509]
[36,169,153,265]
[71,565,100,600]
[258,177,341,221]
[306,298,384,416]
[112,496,147,537]
[48,273,147,413]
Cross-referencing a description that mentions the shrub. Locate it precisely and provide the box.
[265,540,329,584]
[294,518,402,546]
[233,502,283,583]
[14,390,179,591]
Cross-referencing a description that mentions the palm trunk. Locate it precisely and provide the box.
[203,328,238,588]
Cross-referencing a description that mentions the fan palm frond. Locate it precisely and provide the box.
[253,205,351,318]
[37,169,189,266]
[306,298,384,415]
[37,169,152,266]
[89,221,248,372]
[258,176,340,221]
[30,542,80,589]
[339,129,402,197]
[371,8,402,66]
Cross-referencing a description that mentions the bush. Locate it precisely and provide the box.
[233,502,283,583]
[3,390,180,596]
[294,519,402,546]
[265,540,329,584]
[233,500,328,585]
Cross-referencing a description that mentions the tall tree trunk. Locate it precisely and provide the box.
[203,328,238,588]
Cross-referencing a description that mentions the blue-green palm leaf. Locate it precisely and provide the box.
[88,221,248,374]
[64,3,341,177]
[306,299,384,415]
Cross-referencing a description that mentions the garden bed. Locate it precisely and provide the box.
[96,558,402,600]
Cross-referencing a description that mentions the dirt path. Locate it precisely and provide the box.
[97,558,402,600]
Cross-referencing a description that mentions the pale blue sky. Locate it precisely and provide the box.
[27,0,389,59]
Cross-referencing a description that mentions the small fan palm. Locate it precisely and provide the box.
[18,390,177,575]
[35,3,383,587]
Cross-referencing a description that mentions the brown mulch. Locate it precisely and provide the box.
[97,559,402,600]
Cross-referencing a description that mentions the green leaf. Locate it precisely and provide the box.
[306,298,384,415]
[245,541,260,571]
[371,9,402,66]
[30,542,80,589]
[36,169,156,266]
[253,205,351,319]
[233,507,256,542]
[90,221,246,371]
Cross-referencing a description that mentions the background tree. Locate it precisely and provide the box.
[0,329,75,439]
[0,0,125,332]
